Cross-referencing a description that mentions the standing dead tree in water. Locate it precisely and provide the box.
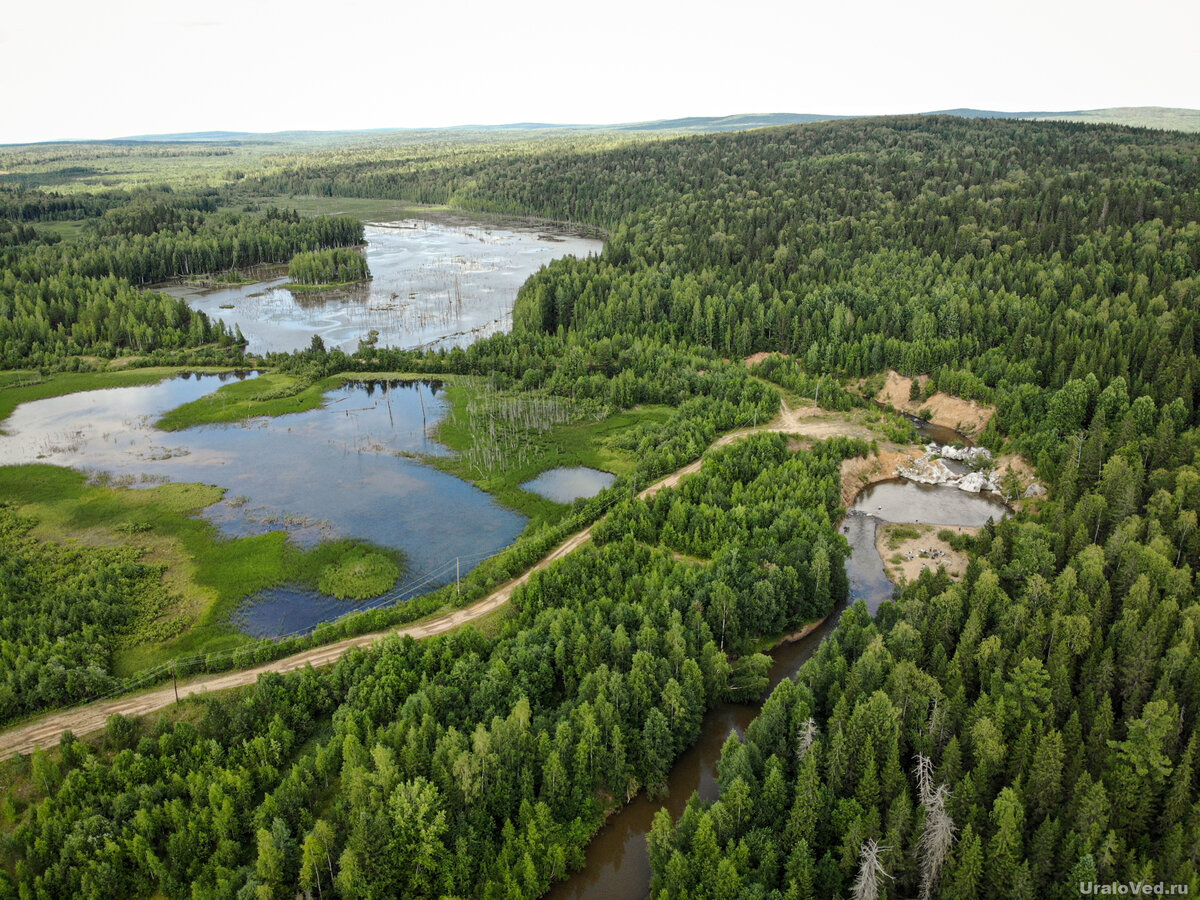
[459,382,595,476]
[915,753,957,900]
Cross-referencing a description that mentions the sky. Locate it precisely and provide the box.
[3,0,1198,144]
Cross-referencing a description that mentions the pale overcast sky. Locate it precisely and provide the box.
[2,0,1197,144]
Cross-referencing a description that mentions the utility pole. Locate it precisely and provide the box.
[456,557,461,597]
[171,662,179,704]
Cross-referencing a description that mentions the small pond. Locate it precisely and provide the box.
[878,404,974,447]
[909,414,971,447]
[520,466,616,504]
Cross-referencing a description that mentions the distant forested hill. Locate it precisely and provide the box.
[1027,106,1200,132]
[86,106,1200,142]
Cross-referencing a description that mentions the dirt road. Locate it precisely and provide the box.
[0,397,874,760]
[0,517,605,760]
[0,447,716,759]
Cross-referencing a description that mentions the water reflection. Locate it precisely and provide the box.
[521,467,616,504]
[851,479,1010,526]
[843,513,897,614]
[0,375,527,635]
[909,414,971,447]
[167,221,602,355]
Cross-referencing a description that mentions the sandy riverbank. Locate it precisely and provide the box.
[875,521,981,583]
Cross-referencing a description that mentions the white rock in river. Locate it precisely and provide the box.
[928,442,992,464]
[897,448,999,495]
[957,472,993,493]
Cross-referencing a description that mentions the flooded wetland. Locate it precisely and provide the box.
[0,219,603,637]
[0,374,527,636]
[168,220,602,355]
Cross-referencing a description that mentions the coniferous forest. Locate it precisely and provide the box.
[0,116,1198,898]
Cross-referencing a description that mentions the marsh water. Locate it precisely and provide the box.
[167,221,602,355]
[3,219,603,636]
[0,374,527,636]
[520,466,616,504]
[549,473,1010,899]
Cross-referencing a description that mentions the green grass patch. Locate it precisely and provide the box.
[466,603,518,640]
[751,618,824,653]
[882,523,926,550]
[431,379,672,526]
[184,274,259,287]
[274,196,453,221]
[35,219,91,241]
[155,373,339,430]
[154,371,449,431]
[0,465,404,676]
[315,547,403,600]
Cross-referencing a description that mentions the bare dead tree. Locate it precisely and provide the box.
[852,839,892,900]
[914,753,957,900]
[460,384,586,476]
[915,751,934,805]
[796,717,818,761]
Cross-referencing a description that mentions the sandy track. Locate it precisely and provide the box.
[0,397,875,760]
[875,522,980,583]
[0,519,607,760]
[0,452,710,759]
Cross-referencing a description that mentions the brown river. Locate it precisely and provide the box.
[546,611,844,899]
[548,459,1009,898]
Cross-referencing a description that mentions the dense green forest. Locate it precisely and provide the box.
[0,197,362,367]
[649,398,1200,896]
[0,505,167,721]
[1,436,851,898]
[241,117,1200,444]
[287,248,369,285]
[1,116,1199,897]
[0,186,174,223]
